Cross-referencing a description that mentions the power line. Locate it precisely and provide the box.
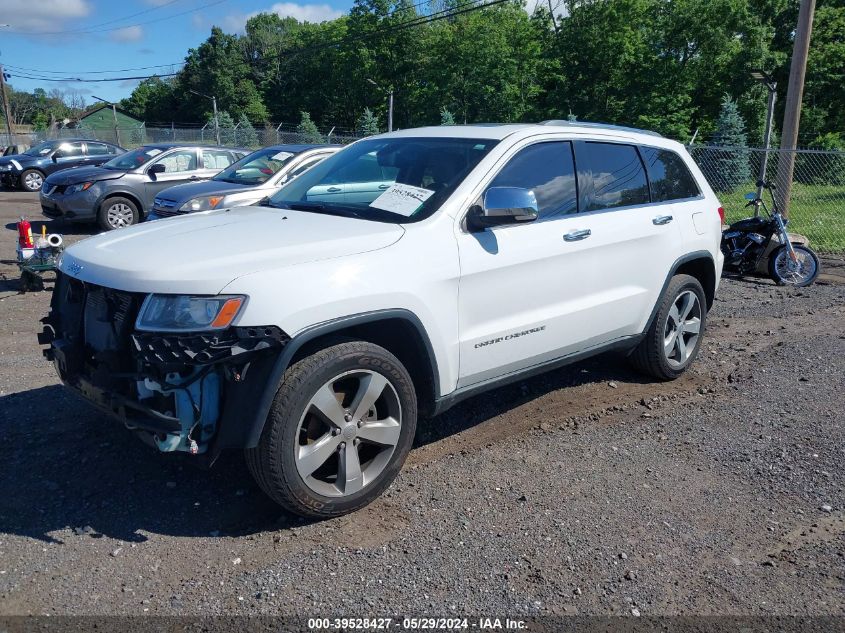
[7,72,179,83]
[5,0,231,36]
[3,62,184,75]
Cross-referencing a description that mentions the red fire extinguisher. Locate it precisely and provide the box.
[18,217,34,249]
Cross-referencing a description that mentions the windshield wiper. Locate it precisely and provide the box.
[281,202,362,218]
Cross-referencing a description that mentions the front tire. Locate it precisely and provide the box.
[246,341,417,518]
[630,274,707,381]
[20,169,44,192]
[98,197,139,231]
[769,244,820,287]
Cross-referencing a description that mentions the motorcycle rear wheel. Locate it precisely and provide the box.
[769,244,820,287]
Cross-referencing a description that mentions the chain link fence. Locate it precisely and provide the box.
[689,145,845,254]
[4,125,363,150]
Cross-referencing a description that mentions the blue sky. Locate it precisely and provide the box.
[0,0,350,108]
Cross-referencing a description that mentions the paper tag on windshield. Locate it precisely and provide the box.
[272,151,294,161]
[369,183,434,216]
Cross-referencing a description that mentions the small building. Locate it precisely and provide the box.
[72,105,143,146]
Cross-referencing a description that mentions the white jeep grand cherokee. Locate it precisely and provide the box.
[41,122,724,517]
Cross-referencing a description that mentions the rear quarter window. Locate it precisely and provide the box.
[640,147,701,201]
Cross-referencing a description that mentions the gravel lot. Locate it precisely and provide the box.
[0,190,843,619]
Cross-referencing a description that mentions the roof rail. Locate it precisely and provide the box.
[538,120,663,138]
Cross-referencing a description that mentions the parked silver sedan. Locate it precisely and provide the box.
[148,144,340,219]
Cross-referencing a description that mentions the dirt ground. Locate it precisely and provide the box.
[0,190,843,619]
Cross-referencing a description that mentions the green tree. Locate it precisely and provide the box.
[358,107,380,136]
[703,95,751,192]
[440,107,455,125]
[296,111,323,143]
[236,113,259,147]
[211,110,236,146]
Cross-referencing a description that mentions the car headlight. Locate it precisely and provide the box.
[66,182,94,194]
[180,195,225,212]
[135,294,246,332]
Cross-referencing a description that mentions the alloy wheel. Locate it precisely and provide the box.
[106,203,135,228]
[295,369,402,498]
[24,172,43,191]
[663,290,701,369]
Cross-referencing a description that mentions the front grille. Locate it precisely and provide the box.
[152,208,184,218]
[83,285,139,352]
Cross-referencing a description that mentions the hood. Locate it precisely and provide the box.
[59,205,405,295]
[155,179,251,204]
[46,165,126,185]
[0,154,33,168]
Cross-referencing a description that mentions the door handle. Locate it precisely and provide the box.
[327,186,342,193]
[652,215,673,225]
[378,184,390,190]
[189,175,199,180]
[563,229,592,242]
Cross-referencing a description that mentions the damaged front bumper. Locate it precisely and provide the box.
[39,273,289,462]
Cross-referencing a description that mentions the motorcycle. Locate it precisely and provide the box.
[721,180,820,287]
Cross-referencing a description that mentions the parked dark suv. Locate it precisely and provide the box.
[0,139,124,192]
[40,143,248,230]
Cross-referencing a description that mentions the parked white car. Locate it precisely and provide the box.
[42,122,724,518]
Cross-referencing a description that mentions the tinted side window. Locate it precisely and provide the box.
[640,147,700,201]
[86,143,110,156]
[155,150,197,173]
[487,141,577,220]
[578,142,649,211]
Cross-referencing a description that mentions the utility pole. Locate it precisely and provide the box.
[0,64,13,145]
[775,0,816,218]
[388,89,394,133]
[750,70,777,205]
[212,96,220,145]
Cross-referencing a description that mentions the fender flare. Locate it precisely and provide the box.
[643,250,716,333]
[240,309,440,448]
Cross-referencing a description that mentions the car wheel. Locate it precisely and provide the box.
[246,340,417,518]
[98,197,139,231]
[630,274,707,381]
[20,169,44,192]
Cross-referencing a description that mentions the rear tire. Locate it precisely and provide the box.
[246,340,417,518]
[630,274,707,381]
[98,197,139,231]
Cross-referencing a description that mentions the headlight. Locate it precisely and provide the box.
[135,294,246,332]
[66,182,94,194]
[180,195,225,212]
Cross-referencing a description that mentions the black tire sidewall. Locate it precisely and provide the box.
[265,343,417,517]
[650,275,707,380]
[20,169,44,192]
[98,197,139,231]
[769,244,820,287]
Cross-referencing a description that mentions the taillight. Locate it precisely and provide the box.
[717,206,725,224]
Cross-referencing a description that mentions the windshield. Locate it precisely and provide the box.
[268,137,498,223]
[24,141,59,157]
[102,146,166,170]
[214,147,298,185]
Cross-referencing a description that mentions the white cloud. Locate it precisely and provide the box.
[109,25,144,42]
[2,0,92,32]
[223,2,344,33]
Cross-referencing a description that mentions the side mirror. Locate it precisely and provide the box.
[468,187,539,231]
[51,151,63,162]
[148,163,166,177]
[257,196,272,206]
